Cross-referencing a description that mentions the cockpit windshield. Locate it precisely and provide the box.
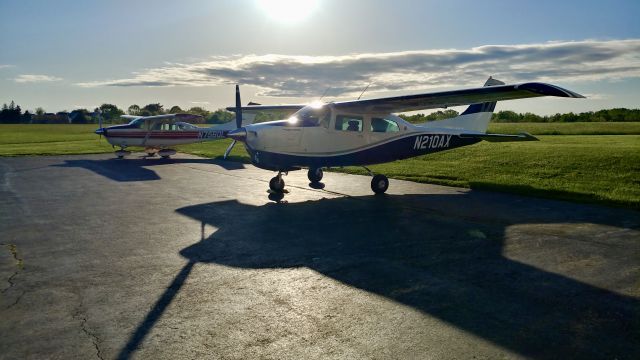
[288,104,329,127]
[129,118,145,129]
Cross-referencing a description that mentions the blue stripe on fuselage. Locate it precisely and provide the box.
[244,134,482,171]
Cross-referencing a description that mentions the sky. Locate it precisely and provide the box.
[1,0,639,115]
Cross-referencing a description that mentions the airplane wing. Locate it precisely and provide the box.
[225,104,304,114]
[120,113,203,122]
[120,115,142,121]
[332,82,584,113]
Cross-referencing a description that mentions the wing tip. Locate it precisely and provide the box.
[518,82,585,98]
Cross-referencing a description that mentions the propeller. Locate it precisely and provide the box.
[94,109,105,140]
[235,84,242,129]
[224,84,242,159]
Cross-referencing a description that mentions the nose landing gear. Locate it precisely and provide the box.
[115,147,131,159]
[307,167,323,183]
[269,172,286,193]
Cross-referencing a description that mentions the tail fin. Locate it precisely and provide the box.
[459,76,504,117]
[416,77,502,133]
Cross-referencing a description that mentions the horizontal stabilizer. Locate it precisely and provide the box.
[460,132,539,142]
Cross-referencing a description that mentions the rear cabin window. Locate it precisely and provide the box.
[371,117,400,133]
[335,115,363,132]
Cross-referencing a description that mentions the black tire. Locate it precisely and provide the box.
[269,176,285,192]
[307,167,323,183]
[371,174,389,194]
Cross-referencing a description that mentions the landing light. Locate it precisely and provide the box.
[288,116,299,124]
[309,100,324,109]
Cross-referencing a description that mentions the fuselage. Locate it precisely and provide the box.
[237,104,482,171]
[98,115,244,149]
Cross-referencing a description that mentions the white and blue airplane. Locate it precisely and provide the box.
[224,77,583,194]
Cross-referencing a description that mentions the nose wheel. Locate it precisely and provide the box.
[269,172,286,193]
[115,148,131,159]
[307,167,323,183]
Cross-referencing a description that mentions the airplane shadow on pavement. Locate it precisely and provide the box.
[52,156,245,182]
[118,193,640,360]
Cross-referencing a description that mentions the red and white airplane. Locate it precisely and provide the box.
[95,113,255,158]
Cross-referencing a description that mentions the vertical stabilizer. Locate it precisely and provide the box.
[417,77,503,133]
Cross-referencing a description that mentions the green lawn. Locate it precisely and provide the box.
[487,121,640,135]
[1,124,639,209]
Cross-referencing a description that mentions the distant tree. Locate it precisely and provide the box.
[254,110,293,123]
[185,106,210,118]
[35,107,45,116]
[141,103,164,116]
[127,104,141,116]
[0,101,22,123]
[168,105,183,114]
[99,103,124,122]
[208,109,235,124]
[399,109,460,123]
[69,109,90,124]
[22,110,32,124]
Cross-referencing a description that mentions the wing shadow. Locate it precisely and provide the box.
[120,192,640,359]
[51,157,245,182]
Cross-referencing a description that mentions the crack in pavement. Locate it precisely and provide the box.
[1,243,24,298]
[74,299,104,360]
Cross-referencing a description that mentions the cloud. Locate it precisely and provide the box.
[0,65,15,69]
[76,39,640,97]
[15,74,63,83]
[190,101,211,105]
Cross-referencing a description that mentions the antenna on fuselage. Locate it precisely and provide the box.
[319,87,331,101]
[357,83,372,100]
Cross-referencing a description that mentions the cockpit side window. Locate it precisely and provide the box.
[129,118,145,129]
[371,117,400,133]
[335,115,363,132]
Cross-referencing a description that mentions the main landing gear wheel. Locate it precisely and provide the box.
[115,149,130,159]
[307,167,323,183]
[269,175,285,192]
[371,174,389,194]
[158,149,177,159]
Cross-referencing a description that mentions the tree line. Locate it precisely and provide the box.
[1,100,639,124]
[0,101,236,124]
[400,108,640,123]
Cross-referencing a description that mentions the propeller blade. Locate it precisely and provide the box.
[96,109,103,140]
[235,84,242,129]
[223,140,236,159]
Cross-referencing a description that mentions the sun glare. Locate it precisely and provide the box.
[257,0,318,23]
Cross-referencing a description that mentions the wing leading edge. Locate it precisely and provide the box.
[225,80,583,115]
[333,82,584,114]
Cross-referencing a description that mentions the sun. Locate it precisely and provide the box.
[257,0,319,23]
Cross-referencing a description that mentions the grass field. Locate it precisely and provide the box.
[487,121,640,135]
[1,123,639,208]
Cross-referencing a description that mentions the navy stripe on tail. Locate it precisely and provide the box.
[460,76,504,115]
